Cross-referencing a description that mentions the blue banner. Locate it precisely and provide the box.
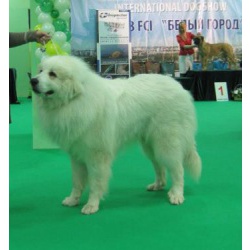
[71,0,242,61]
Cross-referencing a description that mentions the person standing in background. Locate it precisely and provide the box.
[176,21,198,77]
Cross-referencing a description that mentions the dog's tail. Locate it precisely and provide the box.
[184,147,202,182]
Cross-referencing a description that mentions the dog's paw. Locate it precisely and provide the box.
[168,190,184,205]
[147,182,165,191]
[81,204,99,215]
[62,197,79,207]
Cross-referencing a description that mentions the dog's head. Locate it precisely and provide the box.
[193,35,204,46]
[30,56,85,101]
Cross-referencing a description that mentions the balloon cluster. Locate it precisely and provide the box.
[34,0,71,60]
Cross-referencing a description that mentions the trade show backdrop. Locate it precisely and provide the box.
[71,0,242,67]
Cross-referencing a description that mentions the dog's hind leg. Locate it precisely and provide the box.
[228,55,237,69]
[153,139,185,205]
[147,161,166,191]
[166,159,184,205]
[81,152,112,215]
[142,142,166,191]
[62,159,88,207]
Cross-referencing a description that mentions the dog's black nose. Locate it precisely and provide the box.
[30,78,39,86]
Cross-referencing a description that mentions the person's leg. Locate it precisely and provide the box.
[187,54,194,70]
[179,55,187,76]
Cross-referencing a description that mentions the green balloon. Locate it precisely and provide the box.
[64,30,71,41]
[40,0,54,13]
[35,0,42,3]
[53,18,67,32]
[51,9,60,19]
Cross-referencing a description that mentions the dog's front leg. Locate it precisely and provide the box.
[201,57,208,70]
[81,153,112,215]
[62,159,87,207]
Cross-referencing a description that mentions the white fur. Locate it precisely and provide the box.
[31,55,202,214]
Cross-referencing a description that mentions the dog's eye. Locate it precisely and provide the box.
[49,71,57,78]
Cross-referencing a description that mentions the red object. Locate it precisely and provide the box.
[176,32,195,55]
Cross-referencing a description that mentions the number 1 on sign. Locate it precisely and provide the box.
[214,82,229,101]
[218,86,224,96]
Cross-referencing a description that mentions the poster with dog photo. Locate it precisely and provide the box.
[97,43,131,78]
[97,9,131,78]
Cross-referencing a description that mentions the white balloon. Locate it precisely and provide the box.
[35,48,45,60]
[35,6,42,16]
[59,9,71,21]
[52,31,67,46]
[41,23,55,36]
[54,0,70,12]
[38,12,52,24]
[61,42,71,53]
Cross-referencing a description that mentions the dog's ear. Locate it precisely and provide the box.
[71,79,83,99]
[63,74,83,100]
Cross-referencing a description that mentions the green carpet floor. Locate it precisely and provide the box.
[9,98,242,250]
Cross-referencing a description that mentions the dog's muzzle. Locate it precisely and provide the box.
[30,78,54,96]
[30,77,38,87]
[30,78,40,94]
[193,38,200,46]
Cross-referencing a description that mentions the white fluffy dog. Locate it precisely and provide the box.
[30,55,201,215]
